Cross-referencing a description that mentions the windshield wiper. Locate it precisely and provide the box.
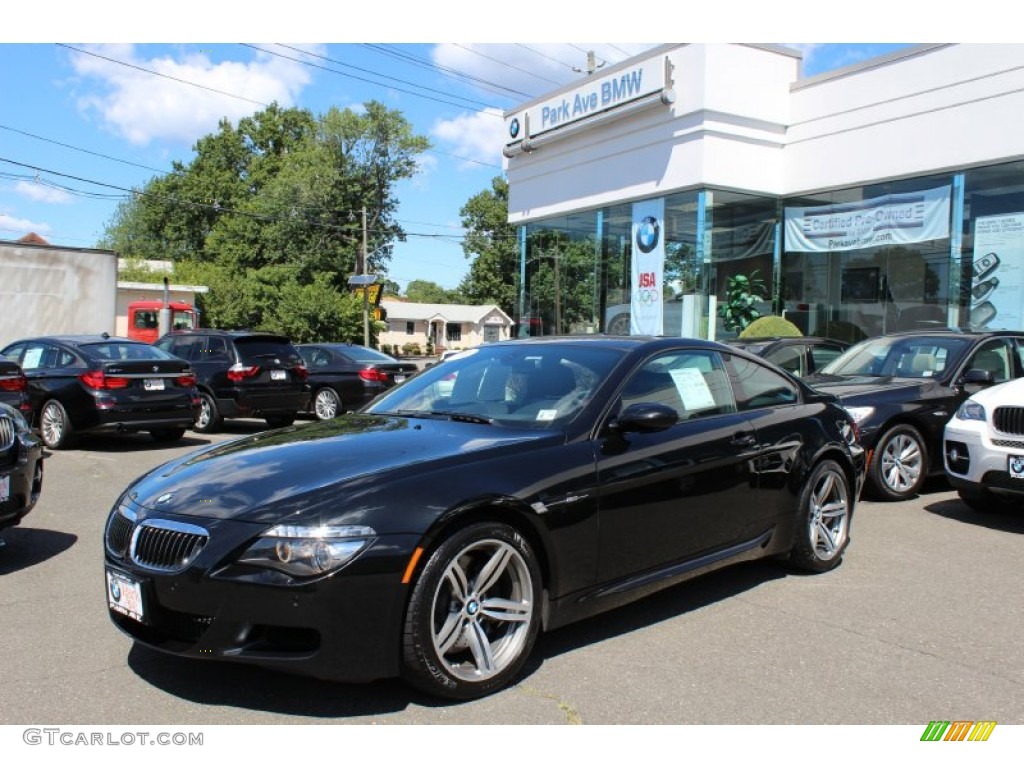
[372,409,493,424]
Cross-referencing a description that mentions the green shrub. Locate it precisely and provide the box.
[739,315,803,339]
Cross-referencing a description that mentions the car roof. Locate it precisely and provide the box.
[7,334,142,346]
[872,328,1020,339]
[162,329,290,341]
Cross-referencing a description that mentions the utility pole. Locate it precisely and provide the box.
[573,50,605,76]
[362,205,370,347]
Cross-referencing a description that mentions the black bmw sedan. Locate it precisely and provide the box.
[296,343,419,419]
[2,335,200,449]
[104,336,864,700]
[806,329,1024,500]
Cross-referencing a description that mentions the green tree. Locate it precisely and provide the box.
[99,102,429,340]
[405,279,461,304]
[458,176,518,316]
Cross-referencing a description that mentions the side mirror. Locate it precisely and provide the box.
[963,368,995,386]
[610,402,679,434]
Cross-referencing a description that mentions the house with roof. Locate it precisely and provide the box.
[380,301,513,353]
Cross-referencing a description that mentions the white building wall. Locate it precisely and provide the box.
[507,43,1024,220]
[506,44,799,222]
[785,44,1024,193]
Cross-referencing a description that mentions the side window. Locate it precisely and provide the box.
[168,338,198,362]
[200,337,230,362]
[765,345,804,377]
[3,343,25,364]
[725,354,800,410]
[20,343,53,371]
[810,343,845,372]
[619,350,736,420]
[966,340,1012,384]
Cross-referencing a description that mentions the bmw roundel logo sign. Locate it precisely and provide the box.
[636,216,660,254]
[509,118,520,140]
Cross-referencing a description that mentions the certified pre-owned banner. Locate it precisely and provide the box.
[631,198,665,335]
[784,186,951,252]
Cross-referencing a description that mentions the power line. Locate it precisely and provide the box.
[56,44,269,107]
[515,44,578,71]
[0,123,174,177]
[362,44,537,101]
[452,44,565,87]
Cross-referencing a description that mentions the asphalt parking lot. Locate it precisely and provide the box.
[1,423,1022,726]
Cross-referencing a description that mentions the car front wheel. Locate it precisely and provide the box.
[789,459,852,572]
[401,522,542,700]
[40,400,74,449]
[869,424,927,501]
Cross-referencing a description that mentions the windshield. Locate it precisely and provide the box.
[366,343,623,428]
[344,346,398,364]
[83,342,178,361]
[820,335,970,378]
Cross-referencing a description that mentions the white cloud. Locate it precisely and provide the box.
[15,181,73,204]
[432,108,507,169]
[0,212,52,235]
[68,44,321,146]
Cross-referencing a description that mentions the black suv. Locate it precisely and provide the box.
[805,329,1024,500]
[156,331,310,433]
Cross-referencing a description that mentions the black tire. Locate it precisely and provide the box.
[312,387,342,420]
[193,392,223,434]
[868,424,928,501]
[150,428,187,443]
[265,414,296,429]
[401,521,542,700]
[606,313,630,335]
[39,399,74,449]
[789,459,852,573]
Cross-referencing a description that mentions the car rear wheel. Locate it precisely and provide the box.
[40,400,74,449]
[313,387,341,420]
[869,424,927,501]
[193,392,222,433]
[265,414,296,429]
[789,459,851,572]
[150,428,187,443]
[402,522,541,700]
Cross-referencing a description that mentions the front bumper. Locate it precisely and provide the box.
[103,510,418,682]
[944,422,1024,499]
[0,435,43,530]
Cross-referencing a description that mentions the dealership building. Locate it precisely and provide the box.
[502,43,1024,342]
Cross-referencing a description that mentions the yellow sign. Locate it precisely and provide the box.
[352,283,383,306]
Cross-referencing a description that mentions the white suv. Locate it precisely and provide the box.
[944,377,1024,511]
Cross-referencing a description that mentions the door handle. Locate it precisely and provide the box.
[730,432,756,448]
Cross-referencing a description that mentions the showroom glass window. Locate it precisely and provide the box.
[961,160,1024,332]
[780,173,954,344]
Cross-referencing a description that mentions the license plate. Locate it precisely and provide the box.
[107,569,145,622]
[1008,455,1024,479]
[144,378,165,391]
[0,474,9,502]
[394,375,406,383]
[271,370,287,381]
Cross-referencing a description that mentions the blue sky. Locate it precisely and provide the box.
[0,5,925,291]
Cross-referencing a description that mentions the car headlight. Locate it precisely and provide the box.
[236,524,376,578]
[955,399,986,422]
[843,406,874,425]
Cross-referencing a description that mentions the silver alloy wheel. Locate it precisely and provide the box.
[314,388,340,420]
[195,395,213,430]
[880,431,923,493]
[41,402,67,447]
[430,538,534,682]
[807,465,850,561]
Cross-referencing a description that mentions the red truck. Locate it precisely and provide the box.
[127,300,199,343]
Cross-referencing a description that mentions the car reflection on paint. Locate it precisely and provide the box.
[103,336,864,700]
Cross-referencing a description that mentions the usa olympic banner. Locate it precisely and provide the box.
[631,198,665,335]
[784,186,951,252]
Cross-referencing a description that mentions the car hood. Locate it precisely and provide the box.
[806,374,929,399]
[123,414,551,525]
